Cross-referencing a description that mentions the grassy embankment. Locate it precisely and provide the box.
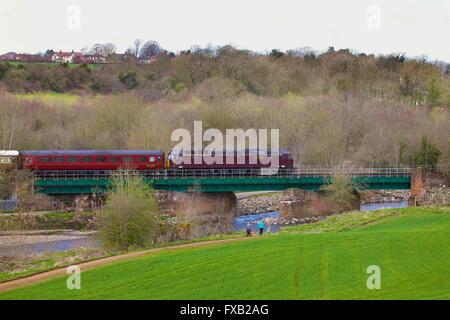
[0,206,449,299]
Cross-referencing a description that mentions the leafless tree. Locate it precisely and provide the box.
[139,40,161,59]
[133,39,144,59]
[89,43,116,57]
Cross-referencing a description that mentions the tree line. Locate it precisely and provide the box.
[0,45,449,168]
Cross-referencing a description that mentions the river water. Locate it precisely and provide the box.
[0,200,409,256]
[0,235,99,257]
[233,200,409,233]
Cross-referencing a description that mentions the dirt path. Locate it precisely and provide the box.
[0,237,250,293]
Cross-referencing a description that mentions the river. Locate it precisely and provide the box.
[0,200,409,256]
[233,200,409,233]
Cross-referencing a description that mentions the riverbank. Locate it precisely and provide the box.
[0,247,108,283]
[0,230,97,248]
[237,189,410,216]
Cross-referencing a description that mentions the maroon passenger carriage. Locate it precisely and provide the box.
[20,150,166,171]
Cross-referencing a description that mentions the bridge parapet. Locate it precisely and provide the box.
[33,166,411,180]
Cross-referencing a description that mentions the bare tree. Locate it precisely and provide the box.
[89,43,117,57]
[101,43,116,57]
[1,96,17,150]
[139,40,161,59]
[133,39,144,59]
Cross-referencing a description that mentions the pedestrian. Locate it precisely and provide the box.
[265,218,272,233]
[258,219,265,236]
[245,223,252,237]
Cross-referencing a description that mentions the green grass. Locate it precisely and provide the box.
[7,61,99,69]
[1,207,449,300]
[0,248,107,283]
[14,92,81,106]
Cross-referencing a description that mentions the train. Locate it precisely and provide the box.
[0,149,294,172]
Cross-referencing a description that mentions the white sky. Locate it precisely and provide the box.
[1,0,450,61]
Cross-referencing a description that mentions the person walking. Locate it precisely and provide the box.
[265,217,272,233]
[258,219,265,236]
[245,223,252,237]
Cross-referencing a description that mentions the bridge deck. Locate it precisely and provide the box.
[32,167,412,194]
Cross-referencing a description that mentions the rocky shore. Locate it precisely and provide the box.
[271,215,325,226]
[420,185,450,206]
[360,190,410,204]
[238,190,415,218]
[237,192,294,215]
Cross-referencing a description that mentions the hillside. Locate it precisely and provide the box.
[1,207,449,300]
[0,47,449,166]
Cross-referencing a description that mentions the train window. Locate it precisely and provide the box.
[55,157,65,163]
[150,157,155,163]
[68,157,77,163]
[82,157,92,162]
[157,156,161,161]
[96,157,106,163]
[123,157,133,163]
[137,157,147,163]
[109,157,119,163]
[40,157,50,163]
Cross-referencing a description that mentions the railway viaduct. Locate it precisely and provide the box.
[33,167,412,195]
[28,167,414,218]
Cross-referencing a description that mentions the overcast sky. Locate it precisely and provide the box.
[1,0,450,61]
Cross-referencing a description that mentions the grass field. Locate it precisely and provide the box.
[14,92,82,106]
[7,61,100,69]
[1,207,449,300]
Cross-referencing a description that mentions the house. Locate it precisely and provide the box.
[0,52,48,62]
[52,50,84,63]
[83,54,106,64]
[0,52,19,61]
[106,53,135,64]
[138,56,159,64]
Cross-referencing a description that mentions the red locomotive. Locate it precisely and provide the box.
[167,148,294,170]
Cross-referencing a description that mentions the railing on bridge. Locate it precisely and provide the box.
[33,165,412,180]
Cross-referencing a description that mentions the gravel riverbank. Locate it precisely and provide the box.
[0,230,97,247]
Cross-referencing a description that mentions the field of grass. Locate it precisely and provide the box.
[0,207,449,300]
[14,92,81,106]
[0,248,106,283]
[7,61,99,69]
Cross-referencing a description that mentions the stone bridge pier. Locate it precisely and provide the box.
[156,191,237,239]
[279,189,360,219]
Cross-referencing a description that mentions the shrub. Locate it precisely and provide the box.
[321,174,359,210]
[118,71,139,89]
[173,82,186,93]
[98,172,159,250]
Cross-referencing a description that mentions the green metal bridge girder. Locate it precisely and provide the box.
[34,176,411,195]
